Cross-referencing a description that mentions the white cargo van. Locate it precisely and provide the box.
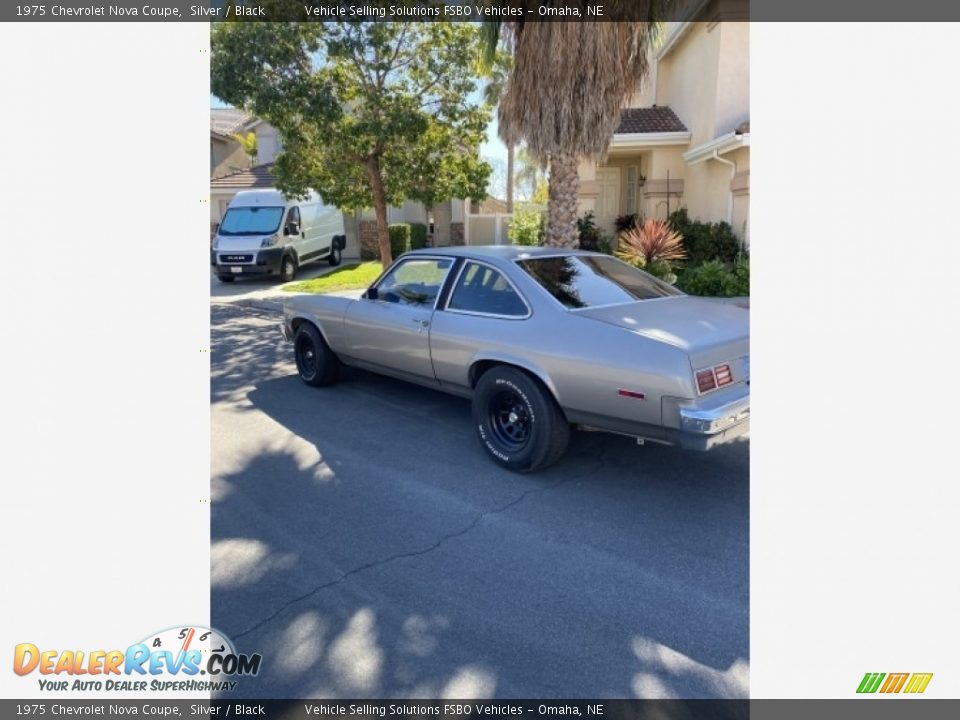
[211,190,345,283]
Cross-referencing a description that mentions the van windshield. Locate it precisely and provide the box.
[219,207,284,236]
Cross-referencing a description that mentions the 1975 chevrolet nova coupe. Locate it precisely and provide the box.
[281,246,749,472]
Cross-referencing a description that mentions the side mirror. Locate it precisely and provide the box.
[213,222,220,234]
[365,287,378,301]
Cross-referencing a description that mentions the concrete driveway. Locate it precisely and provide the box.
[211,303,749,699]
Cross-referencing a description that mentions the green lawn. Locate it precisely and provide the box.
[282,262,383,294]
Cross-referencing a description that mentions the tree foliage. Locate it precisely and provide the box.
[211,21,491,264]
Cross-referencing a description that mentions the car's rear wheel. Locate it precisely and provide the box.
[294,323,339,387]
[472,366,570,472]
[280,255,297,283]
[217,275,235,283]
[328,246,342,267]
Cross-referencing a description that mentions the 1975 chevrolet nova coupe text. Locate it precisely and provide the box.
[281,246,749,472]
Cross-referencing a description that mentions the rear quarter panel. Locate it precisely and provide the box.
[428,309,694,429]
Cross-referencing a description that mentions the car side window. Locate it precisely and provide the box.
[375,258,453,306]
[448,262,528,317]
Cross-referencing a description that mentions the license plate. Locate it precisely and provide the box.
[742,356,750,382]
[231,266,242,273]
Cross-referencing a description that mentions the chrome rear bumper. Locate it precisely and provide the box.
[678,389,750,450]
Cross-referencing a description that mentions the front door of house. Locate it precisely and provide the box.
[595,168,621,233]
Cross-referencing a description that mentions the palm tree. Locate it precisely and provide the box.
[481,8,672,247]
[479,49,515,213]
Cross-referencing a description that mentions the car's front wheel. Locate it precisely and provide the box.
[472,366,570,473]
[294,323,339,387]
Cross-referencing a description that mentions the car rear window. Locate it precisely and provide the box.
[517,255,682,309]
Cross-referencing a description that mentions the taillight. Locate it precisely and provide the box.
[696,369,717,393]
[714,364,733,387]
[696,363,734,394]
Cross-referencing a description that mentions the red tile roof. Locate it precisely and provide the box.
[616,107,688,134]
[210,163,276,190]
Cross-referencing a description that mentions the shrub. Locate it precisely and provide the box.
[576,212,603,251]
[615,213,639,235]
[727,258,750,296]
[409,222,428,250]
[508,208,544,246]
[388,223,411,258]
[668,208,743,264]
[677,260,731,296]
[642,259,677,285]
[616,217,686,269]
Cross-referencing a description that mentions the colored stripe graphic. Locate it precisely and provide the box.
[879,673,909,693]
[857,673,885,693]
[903,673,933,694]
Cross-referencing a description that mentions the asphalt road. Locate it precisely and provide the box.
[210,303,749,699]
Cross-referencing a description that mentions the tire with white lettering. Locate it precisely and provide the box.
[294,323,339,387]
[472,366,570,473]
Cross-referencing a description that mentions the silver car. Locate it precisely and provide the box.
[281,246,749,472]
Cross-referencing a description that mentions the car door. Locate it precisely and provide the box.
[343,256,455,381]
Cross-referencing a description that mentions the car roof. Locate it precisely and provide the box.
[403,245,599,261]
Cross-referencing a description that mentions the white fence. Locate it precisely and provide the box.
[465,213,513,246]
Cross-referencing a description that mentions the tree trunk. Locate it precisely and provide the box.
[367,157,392,266]
[506,142,515,213]
[544,152,580,248]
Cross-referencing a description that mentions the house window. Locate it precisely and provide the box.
[626,166,639,215]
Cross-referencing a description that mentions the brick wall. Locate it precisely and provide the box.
[359,220,380,260]
[450,222,465,246]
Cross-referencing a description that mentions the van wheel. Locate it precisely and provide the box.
[328,247,342,267]
[472,366,570,473]
[217,275,235,283]
[280,255,297,283]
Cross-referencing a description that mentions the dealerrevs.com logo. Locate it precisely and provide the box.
[13,626,261,693]
[857,672,933,695]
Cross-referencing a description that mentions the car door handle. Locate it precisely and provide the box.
[412,318,429,327]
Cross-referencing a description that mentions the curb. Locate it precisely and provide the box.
[211,298,283,314]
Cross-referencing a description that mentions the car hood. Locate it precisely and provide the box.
[573,296,749,356]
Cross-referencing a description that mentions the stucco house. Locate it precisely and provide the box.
[578,16,750,245]
[210,107,255,180]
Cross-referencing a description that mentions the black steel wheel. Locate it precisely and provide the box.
[328,246,342,266]
[294,323,339,387]
[472,366,570,473]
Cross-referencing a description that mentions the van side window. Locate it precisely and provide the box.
[286,207,300,232]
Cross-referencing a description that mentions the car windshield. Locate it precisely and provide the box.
[218,207,284,236]
[517,255,683,309]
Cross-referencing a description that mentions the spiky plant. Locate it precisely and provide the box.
[616,217,686,268]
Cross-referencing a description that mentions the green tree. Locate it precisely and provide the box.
[515,145,547,202]
[212,21,491,265]
[230,131,257,165]
[478,49,515,212]
[480,6,673,247]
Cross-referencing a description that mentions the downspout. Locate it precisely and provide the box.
[711,150,737,225]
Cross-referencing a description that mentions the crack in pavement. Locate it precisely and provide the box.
[231,450,608,641]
